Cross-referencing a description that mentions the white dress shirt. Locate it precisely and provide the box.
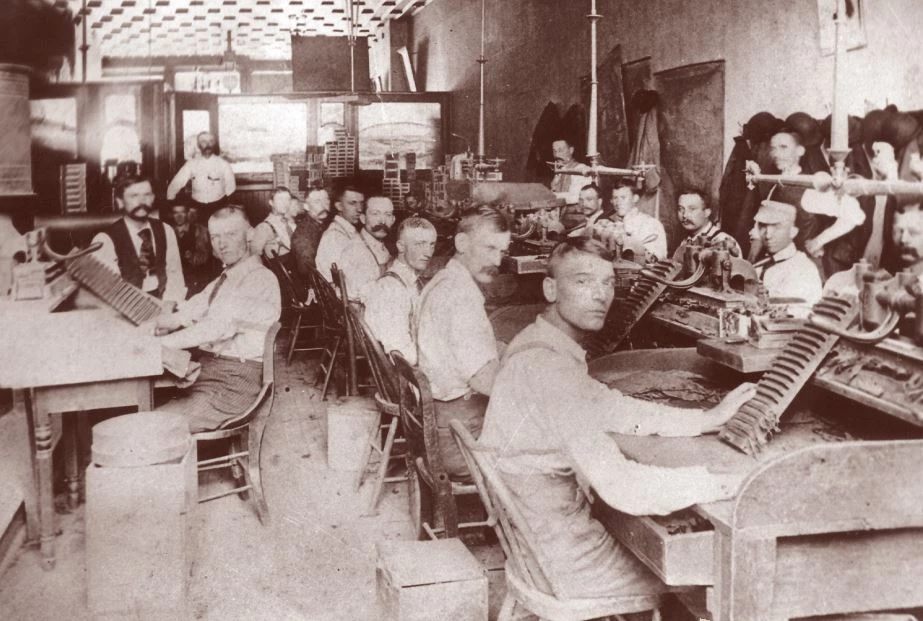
[91,218,186,304]
[416,257,498,401]
[338,228,392,301]
[315,215,361,282]
[166,154,236,204]
[363,258,421,365]
[622,207,667,260]
[158,255,280,361]
[759,243,823,316]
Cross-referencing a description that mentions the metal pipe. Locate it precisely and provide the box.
[829,0,849,161]
[477,0,487,158]
[586,0,601,165]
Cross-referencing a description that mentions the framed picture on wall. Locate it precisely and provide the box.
[817,0,866,55]
[217,99,310,177]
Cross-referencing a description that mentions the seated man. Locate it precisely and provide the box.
[417,206,511,478]
[315,184,364,281]
[753,200,823,316]
[677,188,741,256]
[478,237,755,600]
[566,183,609,238]
[337,195,395,301]
[250,186,299,261]
[156,206,281,432]
[611,181,667,260]
[550,138,593,207]
[291,186,332,278]
[364,217,436,365]
[170,202,214,297]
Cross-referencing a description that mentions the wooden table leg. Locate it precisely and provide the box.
[63,417,81,510]
[25,388,56,570]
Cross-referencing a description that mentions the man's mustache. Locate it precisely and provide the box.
[371,224,390,233]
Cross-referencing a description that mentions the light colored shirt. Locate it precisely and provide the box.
[166,154,236,204]
[622,207,667,260]
[315,215,361,282]
[477,316,735,598]
[338,228,392,301]
[92,218,186,303]
[251,213,295,258]
[158,255,280,361]
[364,258,420,365]
[416,257,498,401]
[550,161,593,205]
[759,243,823,315]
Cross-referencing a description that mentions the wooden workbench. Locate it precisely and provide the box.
[0,307,161,569]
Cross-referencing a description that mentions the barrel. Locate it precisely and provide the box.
[0,64,33,196]
[92,411,191,468]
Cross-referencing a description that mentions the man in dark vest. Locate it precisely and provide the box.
[93,174,186,306]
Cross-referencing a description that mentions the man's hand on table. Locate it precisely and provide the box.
[701,382,757,434]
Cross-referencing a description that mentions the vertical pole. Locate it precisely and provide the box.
[80,0,89,83]
[830,0,849,173]
[477,0,487,159]
[587,0,601,167]
[348,0,356,93]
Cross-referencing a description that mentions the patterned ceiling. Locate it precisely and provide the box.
[60,0,433,60]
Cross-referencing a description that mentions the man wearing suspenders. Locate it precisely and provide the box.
[363,217,437,365]
[337,196,395,301]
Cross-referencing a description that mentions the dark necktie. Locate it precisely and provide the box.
[138,229,154,275]
[208,271,228,306]
[415,277,424,293]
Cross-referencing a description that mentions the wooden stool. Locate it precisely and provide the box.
[377,539,488,621]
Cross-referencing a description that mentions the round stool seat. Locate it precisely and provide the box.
[92,411,191,467]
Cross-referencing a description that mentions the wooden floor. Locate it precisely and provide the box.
[0,343,505,620]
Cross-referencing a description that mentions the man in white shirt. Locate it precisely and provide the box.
[364,217,437,365]
[754,200,823,315]
[92,174,186,305]
[550,138,593,206]
[676,188,741,256]
[417,206,511,478]
[611,181,667,260]
[315,185,364,281]
[479,236,754,600]
[337,196,395,301]
[156,206,281,432]
[166,132,236,219]
[250,187,299,261]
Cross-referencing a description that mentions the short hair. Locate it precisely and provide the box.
[552,137,573,147]
[546,237,614,278]
[335,183,364,204]
[197,131,215,141]
[614,179,639,196]
[456,204,510,236]
[270,186,293,200]
[209,205,250,227]
[678,188,711,211]
[772,127,803,146]
[114,173,153,200]
[579,183,600,197]
[397,217,436,240]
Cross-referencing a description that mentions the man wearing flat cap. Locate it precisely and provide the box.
[753,200,823,317]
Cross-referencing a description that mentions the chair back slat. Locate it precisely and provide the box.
[351,312,400,403]
[448,419,560,597]
[331,265,359,396]
[309,266,345,332]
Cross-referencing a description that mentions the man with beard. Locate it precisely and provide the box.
[550,138,593,206]
[156,206,281,432]
[478,236,754,603]
[291,186,332,278]
[676,189,741,255]
[93,174,186,305]
[416,206,511,478]
[363,217,437,365]
[315,184,364,281]
[170,203,213,297]
[337,195,396,301]
[166,131,236,220]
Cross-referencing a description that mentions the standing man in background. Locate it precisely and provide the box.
[166,131,236,220]
[550,138,593,207]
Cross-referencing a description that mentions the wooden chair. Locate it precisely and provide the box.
[330,264,374,396]
[306,265,349,399]
[390,352,490,540]
[449,420,664,621]
[348,310,407,515]
[193,322,281,525]
[265,256,322,365]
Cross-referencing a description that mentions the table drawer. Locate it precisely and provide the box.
[597,507,714,585]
